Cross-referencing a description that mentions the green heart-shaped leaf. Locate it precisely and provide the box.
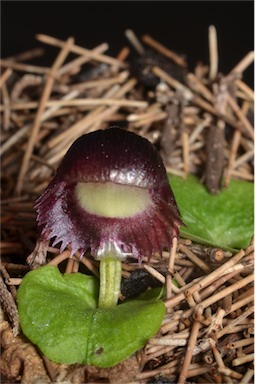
[17,265,165,367]
[169,174,254,251]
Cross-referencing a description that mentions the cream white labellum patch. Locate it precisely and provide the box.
[75,181,153,218]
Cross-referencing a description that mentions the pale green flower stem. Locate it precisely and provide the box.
[98,257,122,308]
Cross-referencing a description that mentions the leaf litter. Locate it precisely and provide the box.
[0,27,254,383]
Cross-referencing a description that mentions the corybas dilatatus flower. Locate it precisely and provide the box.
[36,127,183,307]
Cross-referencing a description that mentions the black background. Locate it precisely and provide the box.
[1,1,254,85]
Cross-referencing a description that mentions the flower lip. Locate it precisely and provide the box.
[35,127,183,260]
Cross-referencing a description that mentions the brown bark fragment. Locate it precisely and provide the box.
[0,320,51,384]
[0,276,20,336]
[205,123,225,194]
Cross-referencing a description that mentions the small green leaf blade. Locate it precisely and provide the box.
[17,265,165,367]
[17,265,99,364]
[87,299,165,367]
[169,174,254,250]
